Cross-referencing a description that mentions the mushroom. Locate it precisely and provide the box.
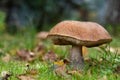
[37,31,48,40]
[47,20,112,70]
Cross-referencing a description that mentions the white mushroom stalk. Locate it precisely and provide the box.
[70,45,84,69]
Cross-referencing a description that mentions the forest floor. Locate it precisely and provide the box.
[0,29,120,80]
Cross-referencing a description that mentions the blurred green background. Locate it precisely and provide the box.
[0,0,120,35]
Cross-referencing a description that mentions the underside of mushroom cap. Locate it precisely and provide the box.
[48,34,112,47]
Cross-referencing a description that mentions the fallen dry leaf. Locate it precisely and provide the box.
[82,46,88,56]
[42,50,58,62]
[54,60,65,68]
[53,60,71,78]
[26,69,39,76]
[63,58,71,65]
[2,54,11,63]
[16,74,35,80]
[16,49,35,62]
[34,43,46,58]
[34,43,46,52]
[67,69,82,76]
[54,63,70,78]
[16,64,38,80]
[26,68,39,76]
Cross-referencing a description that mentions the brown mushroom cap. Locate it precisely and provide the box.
[37,31,48,40]
[47,20,112,47]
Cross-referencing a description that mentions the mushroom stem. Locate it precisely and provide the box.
[70,45,84,70]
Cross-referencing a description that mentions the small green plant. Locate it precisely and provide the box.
[94,44,120,75]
